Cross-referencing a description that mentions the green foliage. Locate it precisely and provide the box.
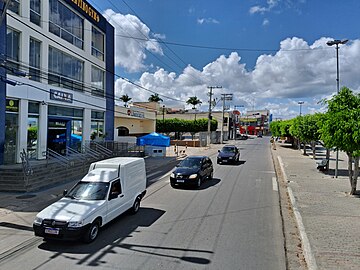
[320,87,360,155]
[156,118,217,133]
[186,96,202,109]
[148,93,163,102]
[119,94,132,107]
[289,114,322,143]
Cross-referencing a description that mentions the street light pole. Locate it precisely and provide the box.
[207,86,222,146]
[162,105,165,122]
[298,101,304,116]
[327,39,348,178]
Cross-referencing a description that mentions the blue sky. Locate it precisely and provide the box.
[88,0,360,119]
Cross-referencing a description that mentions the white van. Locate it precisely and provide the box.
[33,157,147,243]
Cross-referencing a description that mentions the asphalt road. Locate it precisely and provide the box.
[0,137,286,270]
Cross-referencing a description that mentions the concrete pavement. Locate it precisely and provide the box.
[272,141,360,270]
[1,140,359,269]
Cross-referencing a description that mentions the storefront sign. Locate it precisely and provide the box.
[70,0,100,23]
[50,89,73,103]
[6,99,19,112]
[127,109,144,118]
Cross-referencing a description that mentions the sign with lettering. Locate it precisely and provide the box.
[127,109,145,118]
[50,89,73,103]
[6,99,19,112]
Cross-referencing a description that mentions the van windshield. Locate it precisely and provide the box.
[65,182,109,200]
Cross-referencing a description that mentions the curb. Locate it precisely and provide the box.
[277,156,318,270]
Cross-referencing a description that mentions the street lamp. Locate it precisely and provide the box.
[327,39,348,178]
[298,101,304,116]
[162,105,165,122]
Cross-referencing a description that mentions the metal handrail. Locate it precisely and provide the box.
[65,146,87,161]
[46,148,69,167]
[82,144,103,159]
[89,141,113,157]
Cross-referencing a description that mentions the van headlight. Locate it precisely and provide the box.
[68,221,84,228]
[170,173,175,178]
[33,217,43,225]
[189,174,198,179]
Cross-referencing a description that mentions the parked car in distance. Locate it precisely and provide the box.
[217,145,240,164]
[33,157,147,243]
[170,156,213,188]
[237,134,248,140]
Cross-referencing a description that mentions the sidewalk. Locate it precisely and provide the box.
[272,142,360,270]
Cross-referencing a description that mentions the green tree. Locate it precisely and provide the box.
[119,94,132,107]
[320,87,360,195]
[148,93,163,102]
[186,96,202,120]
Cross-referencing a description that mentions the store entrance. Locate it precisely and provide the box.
[47,119,70,155]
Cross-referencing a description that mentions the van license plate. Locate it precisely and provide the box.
[45,228,59,235]
[177,179,185,183]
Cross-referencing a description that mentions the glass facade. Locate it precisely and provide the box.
[92,26,104,61]
[29,38,41,82]
[91,111,104,140]
[48,46,84,91]
[49,0,84,49]
[30,0,41,26]
[6,28,20,76]
[4,99,19,165]
[91,66,105,97]
[8,0,20,14]
[27,102,39,159]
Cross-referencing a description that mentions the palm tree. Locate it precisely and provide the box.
[148,93,163,102]
[187,96,202,120]
[186,96,202,109]
[119,94,132,107]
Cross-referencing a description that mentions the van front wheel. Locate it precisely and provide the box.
[130,198,141,215]
[83,220,100,243]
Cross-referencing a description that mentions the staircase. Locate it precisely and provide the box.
[0,141,145,192]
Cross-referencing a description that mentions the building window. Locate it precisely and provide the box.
[5,99,19,165]
[28,102,39,159]
[6,28,20,76]
[91,66,104,97]
[92,26,104,61]
[49,0,84,49]
[91,111,104,140]
[30,0,41,26]
[48,46,84,91]
[29,38,41,82]
[8,0,20,14]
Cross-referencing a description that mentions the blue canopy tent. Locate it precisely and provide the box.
[137,132,170,157]
[136,132,170,147]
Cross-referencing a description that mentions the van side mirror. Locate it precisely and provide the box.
[218,150,220,153]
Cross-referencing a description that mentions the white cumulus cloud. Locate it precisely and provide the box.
[103,9,163,73]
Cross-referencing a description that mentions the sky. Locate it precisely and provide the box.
[87,0,360,119]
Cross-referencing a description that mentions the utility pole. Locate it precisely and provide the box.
[220,94,233,144]
[207,86,222,146]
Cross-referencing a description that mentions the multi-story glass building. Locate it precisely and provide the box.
[0,0,114,165]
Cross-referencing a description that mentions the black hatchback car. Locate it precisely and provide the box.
[170,156,213,188]
[217,145,240,164]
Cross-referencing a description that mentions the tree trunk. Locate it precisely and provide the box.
[303,142,307,155]
[311,141,316,159]
[325,148,330,170]
[348,152,356,195]
[351,155,360,195]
